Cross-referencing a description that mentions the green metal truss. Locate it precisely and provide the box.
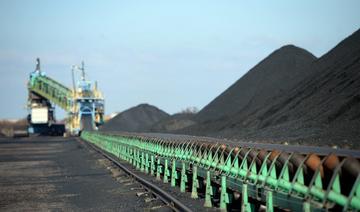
[29,74,73,111]
[81,131,360,211]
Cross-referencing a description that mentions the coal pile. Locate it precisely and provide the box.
[195,45,317,122]
[100,103,169,132]
[182,29,360,148]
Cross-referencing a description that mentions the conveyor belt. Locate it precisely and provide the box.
[81,131,360,211]
[103,131,360,158]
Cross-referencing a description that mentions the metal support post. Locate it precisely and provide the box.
[136,150,140,170]
[204,170,213,207]
[145,153,149,174]
[171,159,177,187]
[266,190,273,212]
[191,165,199,199]
[164,159,169,183]
[141,151,145,172]
[150,155,155,176]
[220,175,229,210]
[242,183,251,212]
[180,162,187,192]
[156,158,162,181]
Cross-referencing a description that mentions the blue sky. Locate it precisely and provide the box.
[0,1,359,119]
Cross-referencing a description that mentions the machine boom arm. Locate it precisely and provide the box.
[29,74,73,111]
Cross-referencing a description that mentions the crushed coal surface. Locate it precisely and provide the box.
[149,113,196,132]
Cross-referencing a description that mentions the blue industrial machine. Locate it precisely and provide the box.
[28,58,104,135]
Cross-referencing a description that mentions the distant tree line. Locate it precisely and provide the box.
[179,106,199,114]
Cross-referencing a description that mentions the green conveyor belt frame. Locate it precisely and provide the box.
[81,131,360,211]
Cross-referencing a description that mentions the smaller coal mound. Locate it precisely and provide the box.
[100,103,169,132]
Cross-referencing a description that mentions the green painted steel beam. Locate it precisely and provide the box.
[29,74,73,111]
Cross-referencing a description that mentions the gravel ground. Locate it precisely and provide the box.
[0,136,170,211]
